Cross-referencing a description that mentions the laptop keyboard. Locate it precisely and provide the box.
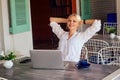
[19,58,31,64]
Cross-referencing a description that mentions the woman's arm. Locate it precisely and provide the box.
[50,17,99,25]
[83,19,95,25]
[80,20,101,43]
[50,17,67,23]
[49,20,65,39]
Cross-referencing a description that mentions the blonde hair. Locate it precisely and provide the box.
[68,13,81,21]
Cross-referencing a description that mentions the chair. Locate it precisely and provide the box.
[111,41,120,47]
[84,39,110,64]
[98,47,120,66]
[80,46,88,61]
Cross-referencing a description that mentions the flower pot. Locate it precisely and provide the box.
[110,33,116,39]
[3,60,13,69]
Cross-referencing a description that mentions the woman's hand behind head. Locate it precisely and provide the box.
[92,20,101,27]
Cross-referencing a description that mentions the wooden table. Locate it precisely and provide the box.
[0,61,119,80]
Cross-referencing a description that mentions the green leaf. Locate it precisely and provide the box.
[0,52,16,60]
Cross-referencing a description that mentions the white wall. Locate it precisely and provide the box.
[0,0,33,56]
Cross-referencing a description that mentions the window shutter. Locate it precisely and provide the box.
[81,0,91,19]
[9,0,30,34]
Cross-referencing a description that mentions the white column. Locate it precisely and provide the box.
[117,0,120,35]
[0,0,4,49]
[76,0,80,15]
[0,0,10,51]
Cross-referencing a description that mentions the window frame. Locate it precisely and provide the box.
[9,0,30,34]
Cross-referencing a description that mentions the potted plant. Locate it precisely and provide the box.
[104,26,117,34]
[104,26,117,39]
[0,51,16,69]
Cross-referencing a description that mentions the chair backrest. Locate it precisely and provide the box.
[98,46,120,66]
[80,46,88,60]
[111,41,120,47]
[84,39,109,53]
[84,39,110,64]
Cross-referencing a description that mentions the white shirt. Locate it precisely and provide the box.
[50,21,101,62]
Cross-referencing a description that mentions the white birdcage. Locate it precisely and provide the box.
[103,22,117,35]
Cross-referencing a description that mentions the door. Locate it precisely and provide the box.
[30,0,52,49]
[30,0,76,49]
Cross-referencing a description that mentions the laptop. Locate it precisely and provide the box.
[30,49,68,70]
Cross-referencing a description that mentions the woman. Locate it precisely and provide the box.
[50,13,101,63]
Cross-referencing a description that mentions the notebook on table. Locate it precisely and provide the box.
[30,49,68,70]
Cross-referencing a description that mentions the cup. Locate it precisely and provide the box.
[76,59,90,69]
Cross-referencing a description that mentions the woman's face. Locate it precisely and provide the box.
[67,16,80,31]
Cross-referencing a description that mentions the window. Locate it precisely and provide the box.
[9,0,30,34]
